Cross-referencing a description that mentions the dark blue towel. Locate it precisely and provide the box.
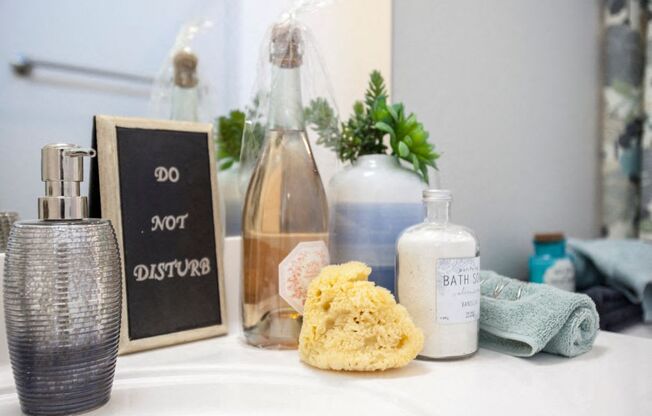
[582,286,642,331]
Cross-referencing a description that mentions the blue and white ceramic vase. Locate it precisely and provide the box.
[328,154,426,294]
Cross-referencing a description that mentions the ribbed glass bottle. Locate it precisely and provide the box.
[4,220,122,415]
[4,144,122,415]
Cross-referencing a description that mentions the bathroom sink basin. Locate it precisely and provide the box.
[0,365,429,415]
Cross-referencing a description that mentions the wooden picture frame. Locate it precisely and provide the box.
[92,115,227,354]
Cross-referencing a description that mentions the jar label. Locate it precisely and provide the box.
[543,258,575,291]
[436,256,481,324]
[279,241,330,314]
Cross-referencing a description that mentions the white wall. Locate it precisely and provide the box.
[0,0,391,218]
[393,0,602,278]
[0,0,601,279]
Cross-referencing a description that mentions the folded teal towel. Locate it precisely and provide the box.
[480,271,599,358]
[569,239,652,322]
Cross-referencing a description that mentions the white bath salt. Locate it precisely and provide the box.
[397,190,480,359]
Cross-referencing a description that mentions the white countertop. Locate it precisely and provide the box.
[0,330,651,416]
[1,241,652,415]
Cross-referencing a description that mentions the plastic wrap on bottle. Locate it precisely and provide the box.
[149,20,218,123]
[238,0,340,194]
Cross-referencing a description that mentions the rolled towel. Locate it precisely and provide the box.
[480,271,599,358]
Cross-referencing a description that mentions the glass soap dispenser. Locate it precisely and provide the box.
[3,144,122,416]
[396,189,480,359]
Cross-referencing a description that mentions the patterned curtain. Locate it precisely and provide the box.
[642,2,652,239]
[602,0,650,240]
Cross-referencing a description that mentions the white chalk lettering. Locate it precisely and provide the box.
[132,257,212,281]
[200,258,210,275]
[151,213,189,231]
[154,166,180,183]
[134,265,149,281]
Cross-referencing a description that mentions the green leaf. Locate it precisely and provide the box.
[217,147,230,159]
[305,98,341,151]
[325,70,439,169]
[371,96,389,122]
[387,103,399,121]
[374,121,395,138]
[423,157,438,168]
[411,153,420,171]
[215,109,246,164]
[420,164,430,184]
[219,158,234,171]
[398,141,410,157]
[411,136,425,146]
[353,101,365,116]
[404,114,417,130]
[365,70,387,109]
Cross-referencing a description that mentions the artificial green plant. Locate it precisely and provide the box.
[305,70,439,183]
[215,110,245,171]
[216,71,439,182]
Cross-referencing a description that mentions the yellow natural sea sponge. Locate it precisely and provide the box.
[299,261,424,371]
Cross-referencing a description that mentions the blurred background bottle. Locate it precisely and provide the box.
[170,49,199,121]
[529,232,575,291]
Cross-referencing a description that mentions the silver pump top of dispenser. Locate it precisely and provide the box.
[39,144,96,220]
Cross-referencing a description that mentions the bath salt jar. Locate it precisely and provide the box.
[396,189,480,359]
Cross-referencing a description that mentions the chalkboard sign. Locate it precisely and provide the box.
[91,115,227,354]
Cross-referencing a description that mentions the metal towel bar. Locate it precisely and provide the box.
[10,54,154,84]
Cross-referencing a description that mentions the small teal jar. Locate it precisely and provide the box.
[529,233,575,291]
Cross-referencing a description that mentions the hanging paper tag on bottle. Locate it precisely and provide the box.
[279,241,329,314]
